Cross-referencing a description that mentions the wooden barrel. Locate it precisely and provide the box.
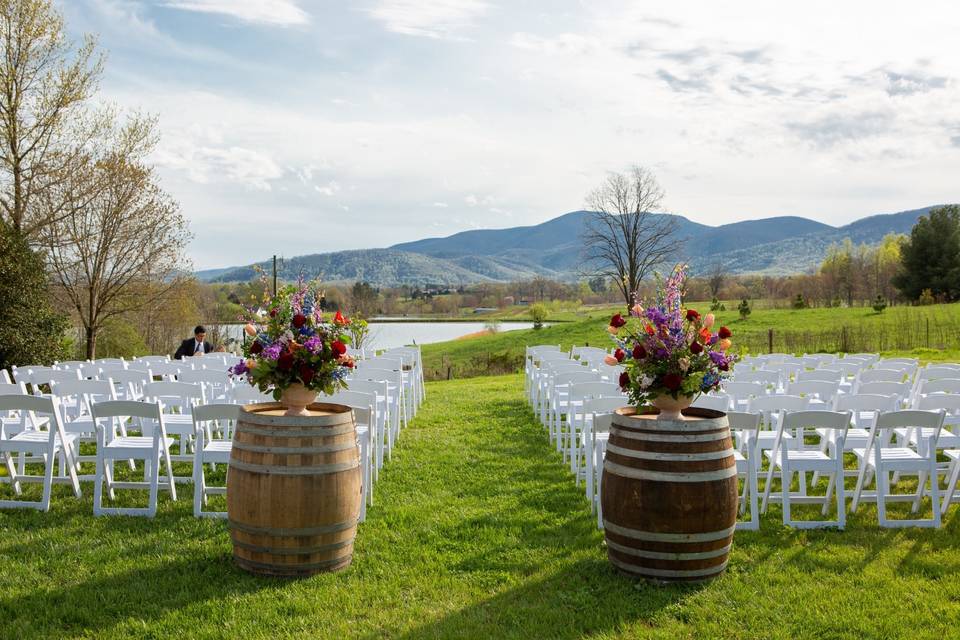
[227,402,362,577]
[600,407,737,584]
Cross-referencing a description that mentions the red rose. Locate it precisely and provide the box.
[610,313,627,328]
[662,373,683,391]
[614,348,625,362]
[292,313,307,328]
[686,309,700,322]
[269,308,278,318]
[277,351,294,370]
[719,362,729,372]
[250,341,263,354]
[331,340,347,356]
[689,340,703,354]
[299,364,314,384]
[618,371,630,389]
[632,344,646,360]
[718,326,732,339]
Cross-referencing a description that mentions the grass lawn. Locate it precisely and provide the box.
[422,302,960,379]
[1,375,960,639]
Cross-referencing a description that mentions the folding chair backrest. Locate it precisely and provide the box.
[192,403,240,439]
[0,370,9,384]
[797,369,842,384]
[879,358,918,367]
[916,367,960,383]
[355,368,401,386]
[919,378,960,396]
[857,381,911,400]
[727,411,761,432]
[835,393,898,413]
[231,385,274,404]
[346,379,388,398]
[325,391,374,425]
[52,379,116,418]
[553,371,601,387]
[583,397,628,434]
[858,369,906,385]
[873,409,945,450]
[91,400,164,440]
[34,369,82,386]
[144,380,204,413]
[781,410,852,450]
[569,381,622,400]
[0,392,57,414]
[787,380,840,401]
[723,381,766,398]
[736,370,780,388]
[148,362,183,379]
[692,393,730,412]
[748,394,809,413]
[915,394,960,414]
[0,381,26,397]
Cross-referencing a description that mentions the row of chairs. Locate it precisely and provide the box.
[525,345,960,530]
[0,346,425,520]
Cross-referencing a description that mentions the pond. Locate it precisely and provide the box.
[218,321,542,352]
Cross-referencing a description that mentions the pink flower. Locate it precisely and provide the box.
[703,313,715,329]
[630,303,644,317]
[603,355,618,366]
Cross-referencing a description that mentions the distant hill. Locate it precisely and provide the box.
[199,205,945,285]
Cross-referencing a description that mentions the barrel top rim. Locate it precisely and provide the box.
[240,402,354,420]
[615,406,726,422]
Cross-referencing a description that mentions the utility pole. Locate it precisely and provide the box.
[272,255,278,295]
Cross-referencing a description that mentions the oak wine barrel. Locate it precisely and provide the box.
[227,402,362,577]
[600,407,738,583]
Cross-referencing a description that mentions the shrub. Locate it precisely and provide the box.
[872,295,887,313]
[529,303,548,330]
[792,294,806,309]
[918,288,936,305]
[738,298,751,320]
[710,297,723,311]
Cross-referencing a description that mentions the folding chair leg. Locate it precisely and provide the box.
[822,476,835,517]
[162,445,177,502]
[4,452,22,495]
[942,459,960,515]
[40,449,55,512]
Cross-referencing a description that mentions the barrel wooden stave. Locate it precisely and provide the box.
[601,407,738,583]
[227,402,362,577]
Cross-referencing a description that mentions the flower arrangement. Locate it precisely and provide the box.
[228,279,355,400]
[606,264,736,408]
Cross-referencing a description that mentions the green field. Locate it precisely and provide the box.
[1,375,958,639]
[422,302,960,379]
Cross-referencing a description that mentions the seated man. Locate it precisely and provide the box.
[174,325,214,360]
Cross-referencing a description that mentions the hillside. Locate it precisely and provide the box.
[200,205,944,284]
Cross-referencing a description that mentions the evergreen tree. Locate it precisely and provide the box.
[0,228,68,370]
[893,205,960,301]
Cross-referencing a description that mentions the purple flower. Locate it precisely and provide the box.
[228,360,249,377]
[262,343,282,360]
[304,336,323,353]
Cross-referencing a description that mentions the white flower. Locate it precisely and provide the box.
[639,375,654,389]
[678,357,690,372]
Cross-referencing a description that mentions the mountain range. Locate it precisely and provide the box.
[197,205,941,286]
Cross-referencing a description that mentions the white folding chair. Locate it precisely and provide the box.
[0,395,81,511]
[346,378,390,463]
[851,409,946,528]
[192,403,239,519]
[856,381,912,408]
[92,400,177,517]
[179,369,233,402]
[723,381,766,412]
[736,369,782,392]
[728,411,761,530]
[230,384,274,404]
[147,362,183,380]
[583,397,628,527]
[143,380,206,466]
[567,381,623,477]
[786,380,840,409]
[691,393,731,412]
[856,369,907,390]
[762,410,852,528]
[324,391,375,523]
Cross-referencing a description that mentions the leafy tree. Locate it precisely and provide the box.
[0,227,67,370]
[738,298,751,320]
[529,303,548,330]
[872,295,887,313]
[588,276,607,294]
[892,205,960,301]
[792,294,806,309]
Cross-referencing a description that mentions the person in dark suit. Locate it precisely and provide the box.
[174,326,214,360]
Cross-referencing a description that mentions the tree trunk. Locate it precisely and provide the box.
[85,325,97,360]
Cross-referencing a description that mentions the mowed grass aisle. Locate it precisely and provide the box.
[1,375,960,639]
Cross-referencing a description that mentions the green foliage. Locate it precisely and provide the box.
[738,298,751,319]
[0,228,68,370]
[94,318,149,359]
[872,295,888,313]
[710,297,723,311]
[347,317,371,351]
[792,294,807,309]
[587,276,608,294]
[893,205,960,301]
[919,288,936,305]
[529,303,549,329]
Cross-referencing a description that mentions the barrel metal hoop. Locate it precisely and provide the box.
[229,459,360,475]
[228,519,357,537]
[230,537,354,556]
[231,441,357,455]
[605,444,733,462]
[604,460,737,482]
[610,428,728,443]
[237,423,355,437]
[606,539,732,561]
[603,521,736,543]
[233,555,350,573]
[615,419,730,433]
[608,554,729,578]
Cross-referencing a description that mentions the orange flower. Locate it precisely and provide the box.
[289,340,303,351]
[699,327,712,342]
[644,324,655,335]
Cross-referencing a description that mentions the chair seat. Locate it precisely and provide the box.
[894,427,959,448]
[0,430,78,452]
[202,441,232,454]
[733,450,748,473]
[852,447,927,471]
[104,436,176,456]
[947,449,960,461]
[764,449,834,471]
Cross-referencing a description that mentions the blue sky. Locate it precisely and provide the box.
[66,1,960,269]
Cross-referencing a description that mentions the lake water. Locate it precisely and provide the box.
[220,321,540,352]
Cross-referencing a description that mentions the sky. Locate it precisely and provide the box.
[65,0,960,270]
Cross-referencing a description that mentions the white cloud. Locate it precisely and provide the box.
[464,194,478,206]
[155,137,284,192]
[315,181,341,196]
[162,0,309,26]
[432,201,449,207]
[365,0,490,39]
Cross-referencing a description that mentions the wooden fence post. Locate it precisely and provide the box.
[768,328,774,354]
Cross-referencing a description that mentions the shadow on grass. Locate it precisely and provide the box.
[391,557,703,640]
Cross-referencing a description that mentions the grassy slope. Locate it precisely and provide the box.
[422,303,960,379]
[1,375,959,639]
